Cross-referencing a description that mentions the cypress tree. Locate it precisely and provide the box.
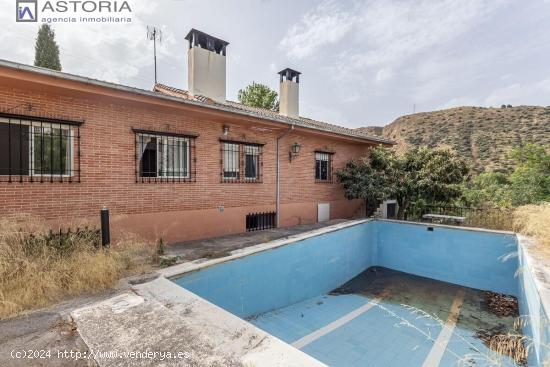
[34,24,62,71]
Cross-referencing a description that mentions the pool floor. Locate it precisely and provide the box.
[248,267,523,367]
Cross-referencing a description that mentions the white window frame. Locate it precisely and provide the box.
[0,118,74,178]
[138,133,190,179]
[223,142,240,180]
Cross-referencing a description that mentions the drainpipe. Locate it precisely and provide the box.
[276,125,294,227]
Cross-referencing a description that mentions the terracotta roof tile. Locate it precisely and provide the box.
[153,84,393,144]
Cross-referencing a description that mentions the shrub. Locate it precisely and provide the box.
[0,216,154,319]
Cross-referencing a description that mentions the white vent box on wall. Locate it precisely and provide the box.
[318,203,330,222]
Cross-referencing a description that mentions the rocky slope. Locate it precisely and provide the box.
[359,106,550,172]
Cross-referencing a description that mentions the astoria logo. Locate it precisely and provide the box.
[16,0,37,22]
[16,0,133,23]
[41,1,132,12]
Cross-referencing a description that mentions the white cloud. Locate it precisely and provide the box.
[2,0,550,126]
[0,0,176,86]
[484,79,550,107]
[374,67,393,83]
[279,0,357,60]
[326,0,507,80]
[439,79,550,109]
[301,101,348,125]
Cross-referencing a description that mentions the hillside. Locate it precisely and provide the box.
[359,106,550,172]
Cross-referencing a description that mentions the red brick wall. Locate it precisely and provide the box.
[0,81,373,243]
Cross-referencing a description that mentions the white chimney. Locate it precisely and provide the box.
[278,68,300,118]
[185,29,229,103]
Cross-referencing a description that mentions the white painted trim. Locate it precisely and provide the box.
[421,289,465,367]
[292,297,383,350]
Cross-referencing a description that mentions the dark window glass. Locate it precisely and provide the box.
[315,152,332,181]
[0,121,72,177]
[0,123,29,176]
[221,142,262,182]
[244,145,259,179]
[140,136,157,177]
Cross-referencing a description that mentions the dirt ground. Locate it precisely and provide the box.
[0,289,125,367]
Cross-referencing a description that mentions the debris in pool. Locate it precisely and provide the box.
[484,291,519,317]
[475,326,527,366]
[316,300,324,305]
[328,285,353,295]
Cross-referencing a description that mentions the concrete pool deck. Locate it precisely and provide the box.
[66,219,550,366]
[162,219,349,262]
[70,220,368,367]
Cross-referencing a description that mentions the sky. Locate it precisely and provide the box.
[2,0,550,127]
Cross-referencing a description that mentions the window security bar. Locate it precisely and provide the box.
[134,130,196,183]
[246,211,276,231]
[0,116,81,183]
[221,141,263,183]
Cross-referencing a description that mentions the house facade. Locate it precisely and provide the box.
[0,29,392,243]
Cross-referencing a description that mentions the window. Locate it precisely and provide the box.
[222,142,240,179]
[315,152,333,182]
[221,141,263,182]
[135,130,196,183]
[244,145,260,180]
[0,115,80,182]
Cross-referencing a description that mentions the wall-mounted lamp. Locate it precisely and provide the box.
[222,125,230,136]
[289,142,301,162]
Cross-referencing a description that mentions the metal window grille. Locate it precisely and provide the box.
[246,211,276,231]
[315,152,333,182]
[220,141,263,183]
[0,114,81,183]
[134,129,196,183]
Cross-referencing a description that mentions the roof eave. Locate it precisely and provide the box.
[0,59,395,145]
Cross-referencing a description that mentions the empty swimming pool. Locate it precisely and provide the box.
[172,220,549,367]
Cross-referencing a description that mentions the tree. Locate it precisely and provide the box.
[335,147,397,216]
[508,143,550,205]
[237,82,278,110]
[337,146,469,218]
[34,24,61,71]
[461,172,512,207]
[462,143,550,207]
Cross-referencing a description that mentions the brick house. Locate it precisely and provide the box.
[0,29,392,243]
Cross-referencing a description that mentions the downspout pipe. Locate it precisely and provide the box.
[276,125,294,227]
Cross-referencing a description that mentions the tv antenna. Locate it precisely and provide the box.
[147,26,162,85]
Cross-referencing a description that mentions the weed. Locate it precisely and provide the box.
[0,215,154,319]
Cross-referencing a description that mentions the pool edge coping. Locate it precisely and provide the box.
[516,234,550,320]
[154,218,549,366]
[375,218,517,235]
[159,218,548,318]
[158,219,371,279]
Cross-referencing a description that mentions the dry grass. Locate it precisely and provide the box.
[466,209,514,231]
[0,216,155,320]
[490,333,529,366]
[513,203,550,252]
